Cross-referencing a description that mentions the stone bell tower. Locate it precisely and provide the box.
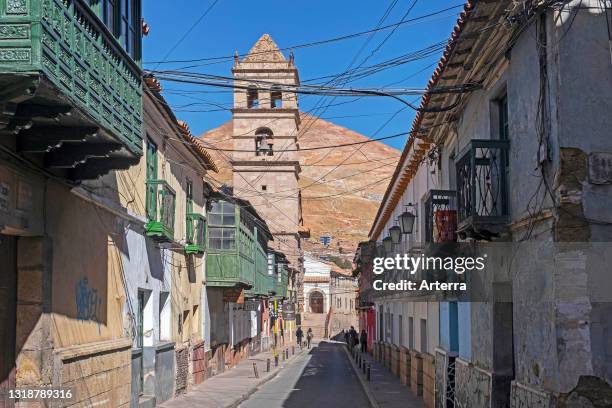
[231,34,304,306]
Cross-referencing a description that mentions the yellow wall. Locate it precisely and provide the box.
[46,181,126,348]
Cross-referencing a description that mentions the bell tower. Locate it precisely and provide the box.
[231,34,303,289]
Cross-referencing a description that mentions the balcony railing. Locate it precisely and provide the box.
[185,213,206,254]
[206,205,259,289]
[424,190,457,243]
[456,140,509,238]
[274,266,288,299]
[0,0,143,179]
[145,180,176,242]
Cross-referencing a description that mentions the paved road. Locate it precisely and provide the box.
[240,341,370,408]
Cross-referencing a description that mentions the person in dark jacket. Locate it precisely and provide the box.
[343,329,349,345]
[360,329,368,353]
[349,326,358,350]
[296,326,304,349]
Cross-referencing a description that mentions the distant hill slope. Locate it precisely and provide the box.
[199,113,400,255]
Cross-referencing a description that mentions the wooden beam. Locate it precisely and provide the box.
[17,126,100,153]
[44,143,122,168]
[69,156,139,180]
[15,104,72,121]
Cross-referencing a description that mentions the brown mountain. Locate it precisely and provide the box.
[199,113,400,256]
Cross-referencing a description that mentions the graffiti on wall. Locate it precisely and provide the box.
[75,277,102,322]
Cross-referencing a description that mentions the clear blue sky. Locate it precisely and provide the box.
[142,0,463,151]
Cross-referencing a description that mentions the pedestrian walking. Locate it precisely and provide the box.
[280,324,285,345]
[296,326,304,349]
[349,326,358,350]
[360,329,368,353]
[344,329,349,345]
[307,328,313,349]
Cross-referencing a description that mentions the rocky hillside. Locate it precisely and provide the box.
[199,113,400,257]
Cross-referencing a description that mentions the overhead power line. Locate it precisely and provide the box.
[144,4,465,65]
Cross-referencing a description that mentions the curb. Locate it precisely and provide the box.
[226,347,309,408]
[342,346,380,408]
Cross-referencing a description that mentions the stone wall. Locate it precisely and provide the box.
[435,350,446,408]
[191,341,207,385]
[422,353,435,408]
[400,347,411,386]
[510,381,552,408]
[454,358,491,408]
[390,345,400,376]
[54,339,132,408]
[410,351,423,396]
[175,347,189,395]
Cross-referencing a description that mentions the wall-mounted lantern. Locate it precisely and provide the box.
[389,225,402,245]
[400,204,416,235]
[383,236,393,253]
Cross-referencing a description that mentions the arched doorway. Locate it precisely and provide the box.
[309,291,324,314]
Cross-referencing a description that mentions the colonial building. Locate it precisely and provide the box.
[123,83,217,402]
[231,34,306,317]
[329,266,358,339]
[0,0,145,406]
[355,1,612,407]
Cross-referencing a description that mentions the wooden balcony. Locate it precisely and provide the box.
[185,213,205,254]
[456,139,509,240]
[145,179,175,242]
[206,202,255,289]
[271,263,288,300]
[245,243,269,298]
[0,0,142,179]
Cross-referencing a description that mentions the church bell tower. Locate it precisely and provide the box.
[231,34,304,307]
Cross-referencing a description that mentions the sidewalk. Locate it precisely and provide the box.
[343,345,426,408]
[160,344,308,408]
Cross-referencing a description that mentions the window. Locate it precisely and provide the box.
[408,317,414,349]
[398,315,404,346]
[100,0,141,60]
[145,140,158,220]
[498,93,509,142]
[247,86,259,108]
[261,185,267,191]
[255,128,274,156]
[186,178,193,213]
[101,0,117,34]
[208,200,236,250]
[271,87,282,108]
[420,318,428,354]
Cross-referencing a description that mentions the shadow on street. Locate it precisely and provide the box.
[282,341,369,408]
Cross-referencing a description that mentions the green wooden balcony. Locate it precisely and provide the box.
[206,197,273,291]
[265,252,288,300]
[245,239,270,298]
[272,267,288,300]
[185,213,205,254]
[145,179,175,242]
[206,200,255,289]
[0,0,143,179]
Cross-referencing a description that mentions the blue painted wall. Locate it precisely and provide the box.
[458,301,471,360]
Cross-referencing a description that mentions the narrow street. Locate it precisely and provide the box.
[240,342,370,408]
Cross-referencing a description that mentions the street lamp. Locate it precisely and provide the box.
[400,204,416,234]
[382,236,393,253]
[389,225,402,245]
